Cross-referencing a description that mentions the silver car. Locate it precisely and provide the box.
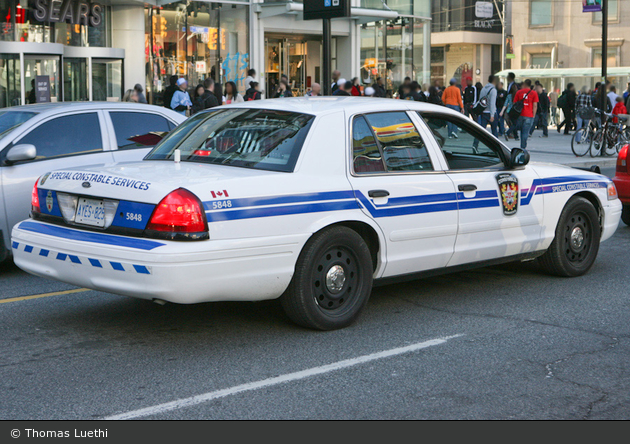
[0,102,185,262]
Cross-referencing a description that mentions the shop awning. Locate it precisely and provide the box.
[495,67,630,79]
[255,2,399,23]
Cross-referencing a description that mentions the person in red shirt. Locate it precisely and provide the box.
[513,79,539,149]
[612,96,627,123]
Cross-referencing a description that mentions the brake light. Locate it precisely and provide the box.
[31,178,40,214]
[145,188,208,238]
[617,144,629,174]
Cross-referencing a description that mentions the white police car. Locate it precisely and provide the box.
[11,98,622,330]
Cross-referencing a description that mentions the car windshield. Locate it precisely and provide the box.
[0,110,38,139]
[145,108,315,172]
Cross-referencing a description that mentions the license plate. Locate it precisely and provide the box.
[75,198,105,227]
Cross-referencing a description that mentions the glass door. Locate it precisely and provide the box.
[24,55,61,103]
[64,58,89,102]
[92,59,122,102]
[287,41,306,96]
[0,54,21,108]
[265,38,286,98]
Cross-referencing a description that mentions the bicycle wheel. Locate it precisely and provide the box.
[614,129,630,153]
[571,128,591,156]
[589,129,604,157]
[606,130,619,156]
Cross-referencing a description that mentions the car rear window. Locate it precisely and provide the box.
[0,110,38,139]
[145,108,314,172]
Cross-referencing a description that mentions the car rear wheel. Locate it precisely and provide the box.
[280,226,373,330]
[538,196,601,277]
[622,205,630,226]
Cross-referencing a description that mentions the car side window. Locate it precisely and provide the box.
[419,112,503,170]
[17,113,103,161]
[109,112,173,150]
[353,112,434,174]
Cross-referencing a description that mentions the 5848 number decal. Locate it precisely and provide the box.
[211,200,232,210]
[125,212,143,222]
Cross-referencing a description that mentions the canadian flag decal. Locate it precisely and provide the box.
[211,190,229,198]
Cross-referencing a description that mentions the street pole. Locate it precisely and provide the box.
[493,0,505,72]
[322,18,332,96]
[600,0,608,156]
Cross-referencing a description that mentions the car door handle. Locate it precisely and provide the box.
[368,190,390,198]
[458,184,477,192]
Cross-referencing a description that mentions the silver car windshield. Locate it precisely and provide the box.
[0,110,38,139]
[146,108,314,173]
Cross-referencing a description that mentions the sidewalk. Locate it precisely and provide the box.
[502,124,618,169]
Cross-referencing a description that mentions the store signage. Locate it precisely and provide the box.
[583,0,602,13]
[32,0,103,27]
[303,0,350,21]
[35,76,51,103]
[475,1,494,19]
[195,61,206,73]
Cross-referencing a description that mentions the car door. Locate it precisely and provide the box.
[346,110,458,278]
[1,111,114,233]
[105,111,176,163]
[417,111,543,266]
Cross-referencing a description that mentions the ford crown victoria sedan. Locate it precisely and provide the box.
[11,98,622,330]
[0,102,185,262]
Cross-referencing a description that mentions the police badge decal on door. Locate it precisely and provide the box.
[496,173,518,216]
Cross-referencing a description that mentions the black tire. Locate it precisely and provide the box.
[538,197,601,277]
[280,226,373,330]
[622,205,630,226]
[571,129,591,157]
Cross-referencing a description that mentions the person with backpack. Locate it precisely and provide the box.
[512,79,539,149]
[474,75,499,137]
[244,81,262,101]
[557,83,577,135]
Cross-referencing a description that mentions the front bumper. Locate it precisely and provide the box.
[12,220,306,304]
[602,199,623,242]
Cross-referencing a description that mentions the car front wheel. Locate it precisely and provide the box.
[538,196,601,277]
[281,226,373,330]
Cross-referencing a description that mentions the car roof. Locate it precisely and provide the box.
[216,97,457,116]
[4,102,182,118]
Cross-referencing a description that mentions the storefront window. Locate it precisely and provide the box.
[413,18,428,85]
[0,54,20,108]
[92,59,122,102]
[145,2,249,105]
[360,22,385,88]
[24,56,60,103]
[386,17,413,97]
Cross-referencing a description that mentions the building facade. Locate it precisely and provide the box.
[0,0,432,109]
[508,0,629,93]
[429,0,502,87]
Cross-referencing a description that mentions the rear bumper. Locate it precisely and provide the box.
[612,174,630,205]
[11,220,306,304]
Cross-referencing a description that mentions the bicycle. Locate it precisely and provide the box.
[589,110,630,157]
[571,107,597,157]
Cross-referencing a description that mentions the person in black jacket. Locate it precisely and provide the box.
[162,75,178,110]
[202,78,220,109]
[372,77,386,98]
[462,78,477,118]
[530,84,549,137]
[244,81,262,101]
[557,83,577,134]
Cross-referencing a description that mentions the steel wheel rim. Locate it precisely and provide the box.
[312,246,360,314]
[563,211,592,263]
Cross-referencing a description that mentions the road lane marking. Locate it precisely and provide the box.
[104,334,464,420]
[0,288,89,304]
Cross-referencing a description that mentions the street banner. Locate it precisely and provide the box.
[583,0,602,13]
[505,35,515,59]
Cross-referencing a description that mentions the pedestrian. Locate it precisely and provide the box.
[305,83,321,97]
[224,81,244,104]
[244,81,262,101]
[333,79,351,96]
[443,78,464,138]
[462,78,477,119]
[170,78,192,116]
[202,78,220,109]
[496,82,507,136]
[548,88,558,126]
[122,89,137,102]
[363,86,376,97]
[244,69,256,91]
[593,83,612,113]
[331,70,341,93]
[607,85,619,107]
[163,75,178,110]
[280,74,293,97]
[474,75,499,138]
[513,79,539,149]
[624,82,630,101]
[191,84,207,114]
[410,81,426,102]
[134,84,147,104]
[397,77,411,99]
[214,82,224,107]
[575,86,592,143]
[612,95,627,124]
[427,86,444,106]
[530,83,549,138]
[372,77,386,98]
[350,77,362,96]
[557,83,577,135]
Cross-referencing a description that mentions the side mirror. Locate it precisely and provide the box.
[509,147,530,168]
[6,144,37,164]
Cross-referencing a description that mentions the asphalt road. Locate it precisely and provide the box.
[1,177,628,420]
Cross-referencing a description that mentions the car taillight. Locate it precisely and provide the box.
[145,188,208,240]
[617,144,629,174]
[31,178,40,214]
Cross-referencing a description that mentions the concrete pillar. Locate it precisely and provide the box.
[112,5,145,94]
